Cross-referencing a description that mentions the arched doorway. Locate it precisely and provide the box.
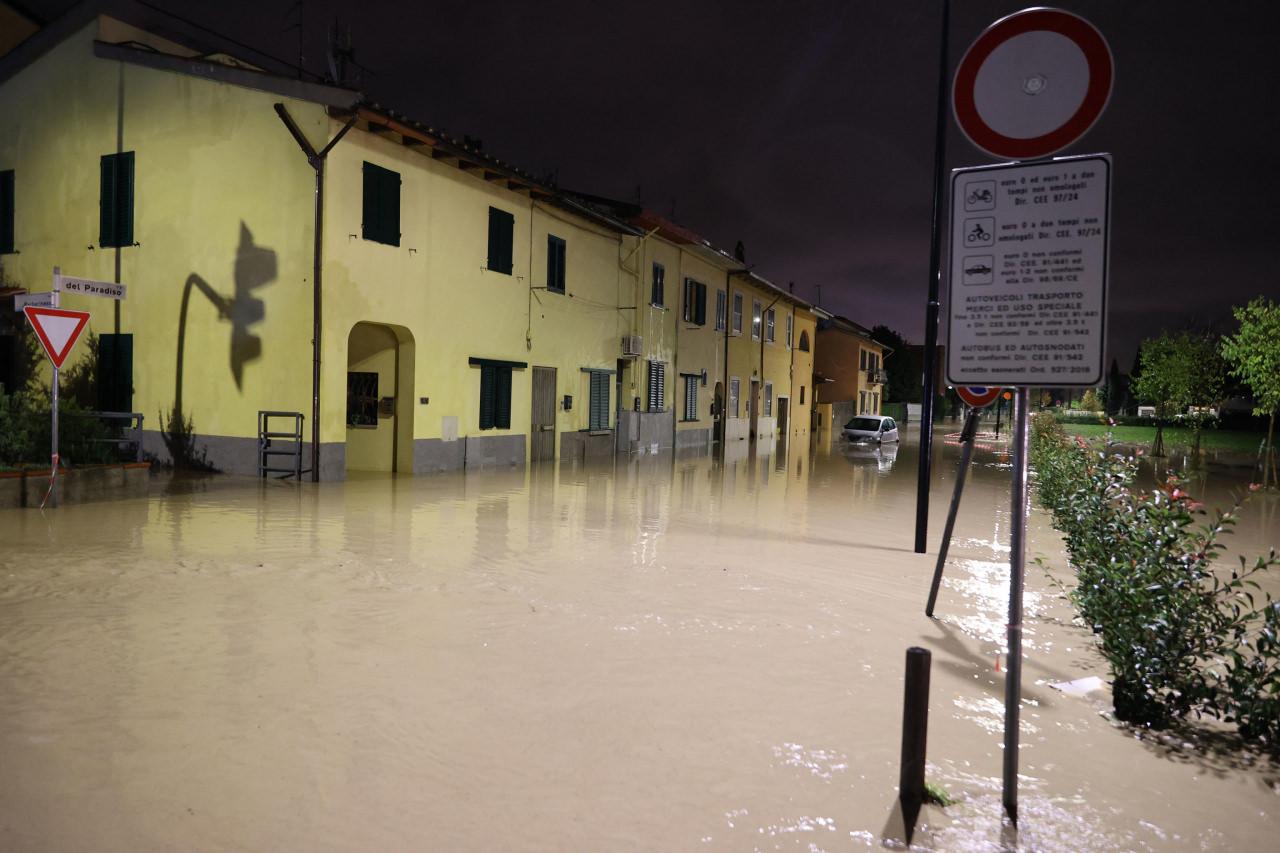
[345,322,415,473]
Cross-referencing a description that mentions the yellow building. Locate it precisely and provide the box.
[0,3,822,479]
[813,311,891,427]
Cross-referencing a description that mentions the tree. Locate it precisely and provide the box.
[1130,331,1226,457]
[1079,388,1101,412]
[870,325,919,404]
[1221,297,1280,488]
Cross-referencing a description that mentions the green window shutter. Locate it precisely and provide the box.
[363,162,400,246]
[97,333,134,412]
[495,366,512,428]
[651,263,664,306]
[384,167,400,246]
[488,207,514,274]
[479,365,496,429]
[547,235,565,292]
[117,152,134,246]
[695,282,707,326]
[362,161,379,241]
[0,170,13,254]
[100,155,116,247]
[589,371,610,430]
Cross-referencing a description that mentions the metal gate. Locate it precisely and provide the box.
[531,366,557,463]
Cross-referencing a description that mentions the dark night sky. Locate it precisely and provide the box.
[24,0,1280,368]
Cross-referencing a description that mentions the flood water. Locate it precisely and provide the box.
[1,423,1276,851]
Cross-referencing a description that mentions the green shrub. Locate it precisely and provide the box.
[1030,413,1279,743]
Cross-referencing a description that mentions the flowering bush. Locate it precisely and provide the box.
[1030,414,1278,743]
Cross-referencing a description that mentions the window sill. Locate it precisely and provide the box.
[346,423,378,430]
[678,418,699,423]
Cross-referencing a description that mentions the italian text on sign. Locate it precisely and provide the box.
[57,275,126,300]
[946,153,1111,387]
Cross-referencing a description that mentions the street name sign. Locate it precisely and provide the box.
[956,386,1003,408]
[13,291,55,311]
[57,274,126,300]
[953,7,1114,161]
[946,153,1111,388]
[23,306,91,369]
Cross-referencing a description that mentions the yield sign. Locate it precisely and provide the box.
[24,306,91,369]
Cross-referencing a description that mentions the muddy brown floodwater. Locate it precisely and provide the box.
[1,424,1277,851]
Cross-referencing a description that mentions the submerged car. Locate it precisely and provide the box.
[842,415,900,444]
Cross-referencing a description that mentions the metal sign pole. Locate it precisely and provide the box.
[50,267,61,508]
[1002,386,1030,824]
[925,407,980,616]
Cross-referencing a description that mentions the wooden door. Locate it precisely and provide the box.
[531,367,557,463]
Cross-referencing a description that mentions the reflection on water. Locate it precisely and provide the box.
[0,423,1274,851]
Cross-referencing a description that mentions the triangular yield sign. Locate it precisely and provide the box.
[24,306,91,369]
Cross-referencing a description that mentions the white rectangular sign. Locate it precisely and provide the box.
[57,275,126,300]
[13,291,56,310]
[946,154,1111,387]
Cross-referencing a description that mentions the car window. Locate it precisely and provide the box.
[885,419,895,430]
[846,417,883,431]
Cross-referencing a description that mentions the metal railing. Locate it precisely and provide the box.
[258,411,305,479]
[87,411,145,462]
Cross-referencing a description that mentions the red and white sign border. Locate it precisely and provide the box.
[953,7,1114,161]
[23,306,91,370]
[956,386,1004,409]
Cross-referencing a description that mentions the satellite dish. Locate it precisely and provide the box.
[953,7,1113,161]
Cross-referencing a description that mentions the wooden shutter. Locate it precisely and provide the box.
[116,152,134,246]
[495,367,512,428]
[97,333,134,412]
[647,361,665,411]
[589,371,610,430]
[99,155,116,247]
[479,366,497,429]
[548,235,565,292]
[695,282,707,326]
[651,263,664,306]
[0,170,13,254]
[488,207,514,274]
[363,162,400,246]
[684,376,697,420]
[383,167,400,246]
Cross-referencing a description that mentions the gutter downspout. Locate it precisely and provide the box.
[722,271,732,455]
[274,103,356,482]
[759,293,781,437]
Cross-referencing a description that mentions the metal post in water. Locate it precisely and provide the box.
[925,408,980,616]
[1002,387,1030,824]
[899,646,932,843]
[50,267,61,509]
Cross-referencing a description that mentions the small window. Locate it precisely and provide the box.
[100,151,135,248]
[683,375,698,421]
[860,349,868,370]
[682,279,707,325]
[732,293,743,334]
[547,234,566,293]
[347,371,379,426]
[785,313,793,348]
[588,370,610,430]
[715,289,727,331]
[479,364,513,429]
[728,377,740,417]
[362,161,401,246]
[766,308,776,343]
[651,262,665,306]
[764,383,773,417]
[487,207,515,274]
[751,300,762,340]
[0,170,14,254]
[647,360,666,412]
[799,385,805,405]
[798,330,810,352]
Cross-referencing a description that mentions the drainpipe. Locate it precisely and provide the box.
[274,104,356,482]
[722,271,731,453]
[759,293,781,432]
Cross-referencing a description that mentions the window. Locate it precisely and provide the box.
[728,378,740,417]
[785,313,793,348]
[682,278,707,325]
[97,333,133,412]
[860,349,868,370]
[361,161,401,246]
[347,371,379,426]
[683,375,698,421]
[751,300,762,340]
[0,170,13,254]
[764,383,773,417]
[765,308,776,342]
[547,234,566,293]
[859,390,867,414]
[798,330,810,352]
[487,206,514,274]
[588,370,610,430]
[651,262,665,306]
[799,385,805,405]
[732,293,743,334]
[99,151,134,248]
[647,360,665,411]
[478,364,513,429]
[715,289,727,331]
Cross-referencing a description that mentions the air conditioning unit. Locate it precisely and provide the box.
[622,334,643,357]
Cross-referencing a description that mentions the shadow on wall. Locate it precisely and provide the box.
[174,222,278,416]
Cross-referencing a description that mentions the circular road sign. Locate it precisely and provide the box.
[957,386,1003,408]
[953,7,1114,161]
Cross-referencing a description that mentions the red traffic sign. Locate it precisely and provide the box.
[953,7,1113,161]
[957,386,1003,408]
[23,306,90,369]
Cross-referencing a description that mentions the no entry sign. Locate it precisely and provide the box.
[953,7,1113,161]
[946,153,1111,387]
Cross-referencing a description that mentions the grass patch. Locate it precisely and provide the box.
[1060,423,1267,454]
[923,781,954,807]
